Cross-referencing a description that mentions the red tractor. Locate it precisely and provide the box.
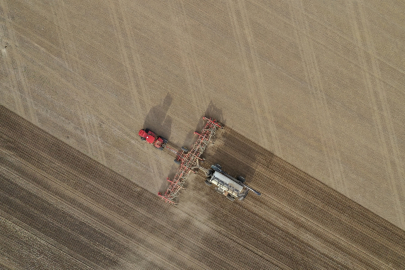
[138,129,167,150]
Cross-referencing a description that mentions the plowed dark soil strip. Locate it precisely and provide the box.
[1,105,405,269]
[199,127,405,269]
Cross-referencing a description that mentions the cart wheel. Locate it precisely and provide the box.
[237,176,246,183]
[205,180,212,186]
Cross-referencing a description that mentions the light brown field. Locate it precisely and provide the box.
[1,0,405,269]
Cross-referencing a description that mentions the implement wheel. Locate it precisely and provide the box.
[181,146,188,153]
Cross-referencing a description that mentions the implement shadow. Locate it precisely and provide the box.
[182,100,226,148]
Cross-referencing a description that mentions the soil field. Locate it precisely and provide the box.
[1,0,404,231]
[2,105,405,269]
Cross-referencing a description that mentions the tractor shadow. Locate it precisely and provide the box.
[143,93,173,140]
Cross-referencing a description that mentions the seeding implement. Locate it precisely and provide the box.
[140,116,261,204]
[157,117,223,204]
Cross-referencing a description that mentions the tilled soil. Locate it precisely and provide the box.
[2,105,405,269]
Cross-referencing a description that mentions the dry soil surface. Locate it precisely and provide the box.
[1,106,405,269]
[1,0,404,231]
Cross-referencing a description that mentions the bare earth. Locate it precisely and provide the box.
[2,106,405,269]
[1,0,405,269]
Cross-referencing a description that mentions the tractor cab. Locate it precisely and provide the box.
[139,129,167,150]
[138,129,156,144]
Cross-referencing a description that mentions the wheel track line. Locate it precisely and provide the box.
[297,2,405,85]
[52,0,82,74]
[251,0,405,140]
[226,1,271,149]
[76,102,97,160]
[365,4,405,41]
[15,86,144,161]
[103,0,143,122]
[237,0,282,154]
[12,36,139,141]
[0,133,219,269]
[0,0,38,124]
[1,100,151,173]
[8,19,143,130]
[0,0,25,116]
[357,0,405,228]
[248,0,405,102]
[48,1,70,73]
[115,0,163,181]
[290,2,346,193]
[0,107,150,176]
[348,1,404,228]
[88,112,107,165]
[248,0,405,123]
[0,210,101,270]
[168,0,205,118]
[90,0,144,167]
[0,163,179,270]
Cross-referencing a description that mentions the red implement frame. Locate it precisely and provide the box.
[158,117,223,204]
